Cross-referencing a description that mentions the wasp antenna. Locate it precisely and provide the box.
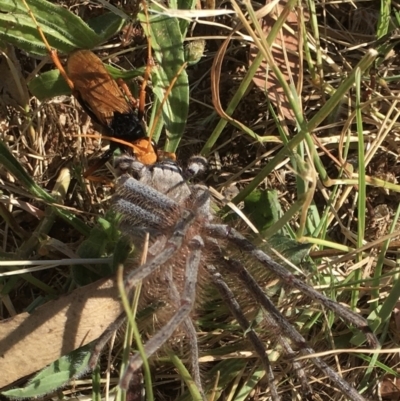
[132,0,184,158]
[21,0,75,90]
[21,0,52,53]
[139,0,153,121]
[147,61,188,146]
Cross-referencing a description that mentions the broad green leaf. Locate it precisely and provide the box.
[87,11,125,38]
[28,69,70,99]
[175,0,198,36]
[112,235,134,271]
[267,234,311,265]
[73,227,112,285]
[0,0,124,57]
[0,0,135,100]
[0,0,100,55]
[244,189,281,233]
[1,344,92,399]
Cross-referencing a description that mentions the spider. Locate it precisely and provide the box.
[90,154,379,401]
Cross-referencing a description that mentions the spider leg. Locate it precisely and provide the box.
[220,255,368,401]
[115,176,180,228]
[277,339,312,398]
[183,317,202,392]
[89,312,127,369]
[123,209,196,294]
[207,264,281,401]
[120,236,204,389]
[209,254,314,399]
[164,261,203,392]
[114,174,199,294]
[207,224,379,349]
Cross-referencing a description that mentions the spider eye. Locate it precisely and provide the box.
[114,155,144,178]
[185,155,207,178]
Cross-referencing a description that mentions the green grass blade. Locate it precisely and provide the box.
[176,0,197,37]
[231,49,378,205]
[168,352,203,401]
[28,70,70,100]
[377,0,391,39]
[0,140,89,236]
[0,139,54,201]
[353,67,366,309]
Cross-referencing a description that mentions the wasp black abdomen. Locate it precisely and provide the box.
[110,112,144,143]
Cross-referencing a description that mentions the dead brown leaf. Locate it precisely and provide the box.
[380,375,400,400]
[0,278,123,388]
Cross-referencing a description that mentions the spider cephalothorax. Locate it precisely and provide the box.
[93,155,379,401]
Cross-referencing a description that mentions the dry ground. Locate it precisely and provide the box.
[1,0,400,400]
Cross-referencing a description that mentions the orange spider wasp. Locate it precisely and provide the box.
[22,0,172,178]
[66,49,159,178]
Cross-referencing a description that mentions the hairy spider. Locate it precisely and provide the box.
[91,155,379,401]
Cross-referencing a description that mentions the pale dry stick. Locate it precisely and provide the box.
[364,106,400,166]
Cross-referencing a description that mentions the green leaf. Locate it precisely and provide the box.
[0,0,124,57]
[0,0,101,55]
[244,189,281,233]
[86,12,125,38]
[28,69,70,100]
[377,0,391,39]
[231,366,265,401]
[112,235,134,271]
[1,344,92,399]
[73,214,121,285]
[176,0,198,37]
[267,234,312,265]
